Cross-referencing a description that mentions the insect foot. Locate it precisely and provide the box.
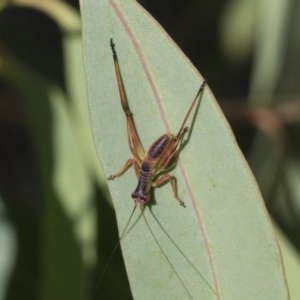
[179,199,186,207]
[107,174,116,180]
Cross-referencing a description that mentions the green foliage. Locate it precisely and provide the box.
[81,0,288,299]
[0,0,294,299]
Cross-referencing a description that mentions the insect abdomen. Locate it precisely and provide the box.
[148,134,171,159]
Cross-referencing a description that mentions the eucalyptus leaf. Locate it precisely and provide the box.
[80,0,289,299]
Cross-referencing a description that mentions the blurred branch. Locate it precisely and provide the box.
[222,97,300,152]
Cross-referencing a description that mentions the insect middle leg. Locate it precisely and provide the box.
[152,173,185,207]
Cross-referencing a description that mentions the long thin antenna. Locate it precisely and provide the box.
[94,204,138,294]
[140,207,193,300]
[150,211,217,296]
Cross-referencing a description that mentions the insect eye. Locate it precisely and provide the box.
[140,194,150,204]
[131,192,138,199]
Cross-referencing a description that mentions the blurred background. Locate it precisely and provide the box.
[0,0,299,299]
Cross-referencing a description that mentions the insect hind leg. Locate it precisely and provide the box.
[110,39,145,161]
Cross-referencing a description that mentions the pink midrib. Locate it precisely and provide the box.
[109,0,221,298]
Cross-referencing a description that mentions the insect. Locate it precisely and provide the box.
[98,40,209,299]
[108,39,206,210]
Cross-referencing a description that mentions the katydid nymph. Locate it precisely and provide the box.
[102,39,207,298]
[108,39,206,210]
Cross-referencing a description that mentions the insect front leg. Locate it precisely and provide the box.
[152,173,185,207]
[107,158,140,180]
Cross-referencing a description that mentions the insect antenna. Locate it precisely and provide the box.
[149,211,217,296]
[94,203,138,295]
[140,207,193,300]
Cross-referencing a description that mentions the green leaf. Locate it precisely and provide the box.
[2,60,87,300]
[80,0,289,299]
